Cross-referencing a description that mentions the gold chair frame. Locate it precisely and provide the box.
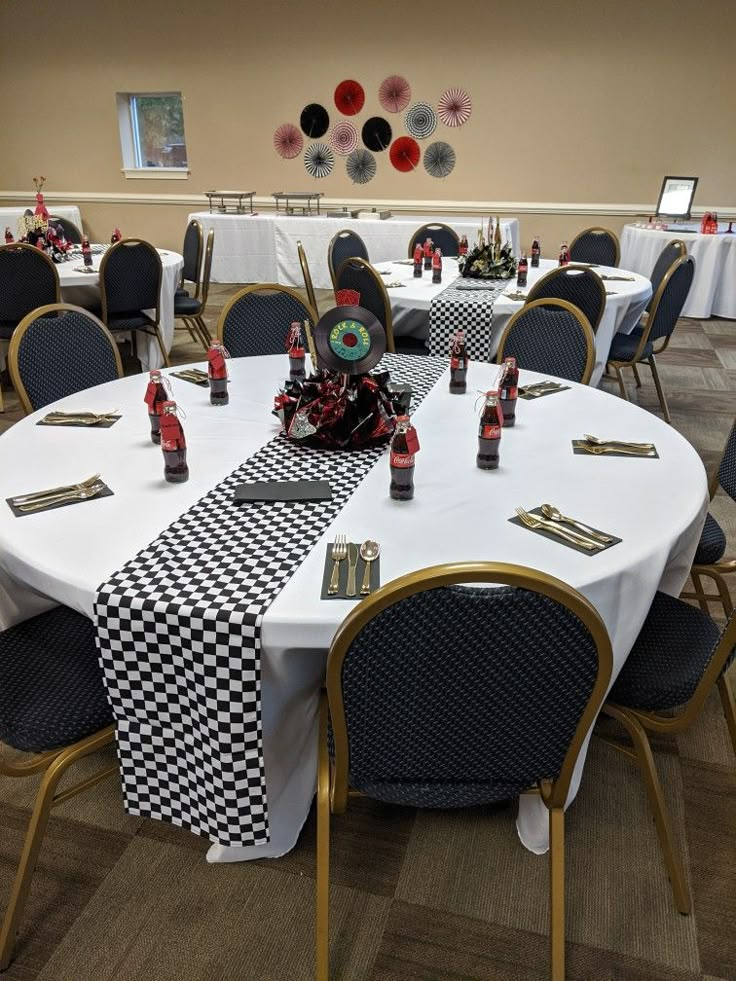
[327,229,368,292]
[176,228,214,351]
[333,257,396,354]
[606,255,693,424]
[216,282,317,350]
[406,222,460,258]
[600,613,736,918]
[526,264,607,335]
[497,297,596,385]
[569,226,621,267]
[0,724,117,970]
[316,561,614,981]
[297,240,318,314]
[8,303,123,415]
[99,237,169,368]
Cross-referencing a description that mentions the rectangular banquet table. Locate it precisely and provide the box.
[187,211,520,290]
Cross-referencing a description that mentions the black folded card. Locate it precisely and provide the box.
[233,480,332,503]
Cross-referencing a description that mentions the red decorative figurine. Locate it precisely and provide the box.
[33,176,49,222]
[160,401,189,483]
[144,369,169,444]
[390,415,419,500]
[477,390,503,470]
[207,340,230,406]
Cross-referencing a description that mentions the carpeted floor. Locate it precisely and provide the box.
[0,286,734,980]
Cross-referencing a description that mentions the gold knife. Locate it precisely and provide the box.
[346,543,359,597]
[578,444,656,457]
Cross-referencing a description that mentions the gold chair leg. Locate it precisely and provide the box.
[632,363,642,388]
[709,570,734,618]
[648,355,671,424]
[614,365,629,401]
[690,571,711,615]
[717,674,736,760]
[549,806,565,981]
[178,317,200,345]
[605,705,691,914]
[315,693,330,981]
[196,316,212,346]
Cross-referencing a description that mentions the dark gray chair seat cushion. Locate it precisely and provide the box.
[693,512,727,565]
[608,326,653,362]
[174,295,203,316]
[106,312,155,331]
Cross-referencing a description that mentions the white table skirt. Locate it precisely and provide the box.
[0,205,83,235]
[620,223,736,319]
[188,211,520,290]
[57,249,184,371]
[0,356,707,860]
[386,258,652,386]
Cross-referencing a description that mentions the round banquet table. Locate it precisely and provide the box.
[56,247,184,371]
[0,355,707,861]
[383,258,652,386]
[620,223,736,319]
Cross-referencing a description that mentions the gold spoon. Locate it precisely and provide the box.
[359,540,380,595]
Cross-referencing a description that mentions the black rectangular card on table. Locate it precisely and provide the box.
[233,480,333,503]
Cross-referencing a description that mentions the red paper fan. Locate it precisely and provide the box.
[334,79,365,116]
[390,136,420,173]
[437,88,472,127]
[379,75,411,114]
[273,123,303,159]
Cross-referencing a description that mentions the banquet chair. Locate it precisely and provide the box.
[99,238,169,368]
[644,240,687,316]
[315,562,613,981]
[9,303,123,413]
[569,227,620,267]
[0,607,116,971]
[497,298,595,384]
[334,257,395,353]
[407,222,460,258]
[218,283,316,358]
[297,240,318,314]
[599,594,736,918]
[680,416,736,618]
[526,265,606,334]
[327,230,368,291]
[606,255,695,423]
[48,215,83,245]
[174,228,214,350]
[175,218,204,299]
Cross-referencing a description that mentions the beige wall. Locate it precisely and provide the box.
[1,0,734,254]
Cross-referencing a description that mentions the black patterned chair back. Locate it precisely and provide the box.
[328,230,368,288]
[49,215,83,245]
[408,223,460,258]
[568,227,620,267]
[334,257,395,353]
[218,284,316,357]
[498,299,594,384]
[9,304,122,412]
[181,219,204,288]
[645,255,695,347]
[527,265,606,334]
[329,566,610,808]
[646,240,687,313]
[717,418,736,502]
[297,240,318,313]
[0,243,60,324]
[100,239,162,318]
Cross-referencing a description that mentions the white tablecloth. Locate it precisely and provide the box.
[620,223,736,319]
[187,211,520,290]
[0,205,83,235]
[0,356,707,861]
[385,258,651,386]
[56,249,184,371]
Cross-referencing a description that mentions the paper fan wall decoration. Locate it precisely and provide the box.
[300,103,330,138]
[379,75,411,113]
[404,102,437,140]
[390,136,420,172]
[438,88,472,127]
[329,122,358,155]
[273,123,303,159]
[424,141,456,178]
[361,117,392,152]
[334,79,365,116]
[304,142,334,179]
[346,149,376,184]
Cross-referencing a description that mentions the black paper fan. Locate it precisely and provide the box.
[405,102,437,140]
[424,141,456,178]
[362,116,392,152]
[304,142,334,179]
[346,149,376,185]
[300,103,330,138]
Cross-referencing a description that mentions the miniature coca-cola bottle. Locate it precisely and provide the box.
[432,247,443,284]
[144,369,168,444]
[82,236,93,268]
[449,330,468,394]
[286,322,306,381]
[517,253,528,287]
[4,227,13,244]
[111,227,122,244]
[207,340,229,406]
[558,242,570,266]
[531,236,540,267]
[413,243,423,278]
[390,415,419,500]
[423,237,433,270]
[499,356,519,427]
[160,401,189,483]
[477,391,503,470]
[458,234,468,256]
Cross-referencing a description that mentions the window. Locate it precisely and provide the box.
[117,92,189,179]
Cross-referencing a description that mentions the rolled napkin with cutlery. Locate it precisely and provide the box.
[6,475,113,516]
[572,434,659,458]
[38,410,121,428]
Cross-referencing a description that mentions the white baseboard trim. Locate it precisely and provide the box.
[1,190,733,218]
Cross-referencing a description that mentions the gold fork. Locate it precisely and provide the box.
[11,474,102,505]
[578,444,656,457]
[515,507,600,550]
[328,534,348,595]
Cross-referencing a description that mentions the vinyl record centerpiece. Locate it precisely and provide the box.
[314,305,386,375]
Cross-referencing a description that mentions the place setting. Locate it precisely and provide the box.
[5,474,113,516]
[321,534,381,598]
[509,503,621,554]
[37,409,122,427]
[517,379,570,399]
[170,367,210,386]
[572,433,659,457]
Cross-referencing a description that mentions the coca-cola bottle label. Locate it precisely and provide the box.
[480,423,501,439]
[390,451,415,468]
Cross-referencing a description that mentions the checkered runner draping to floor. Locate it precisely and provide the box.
[94,353,447,847]
[428,278,512,360]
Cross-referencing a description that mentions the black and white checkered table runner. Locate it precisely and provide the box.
[94,353,447,847]
[428,278,513,360]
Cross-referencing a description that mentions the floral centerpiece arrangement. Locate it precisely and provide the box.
[6,177,74,262]
[458,215,517,280]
